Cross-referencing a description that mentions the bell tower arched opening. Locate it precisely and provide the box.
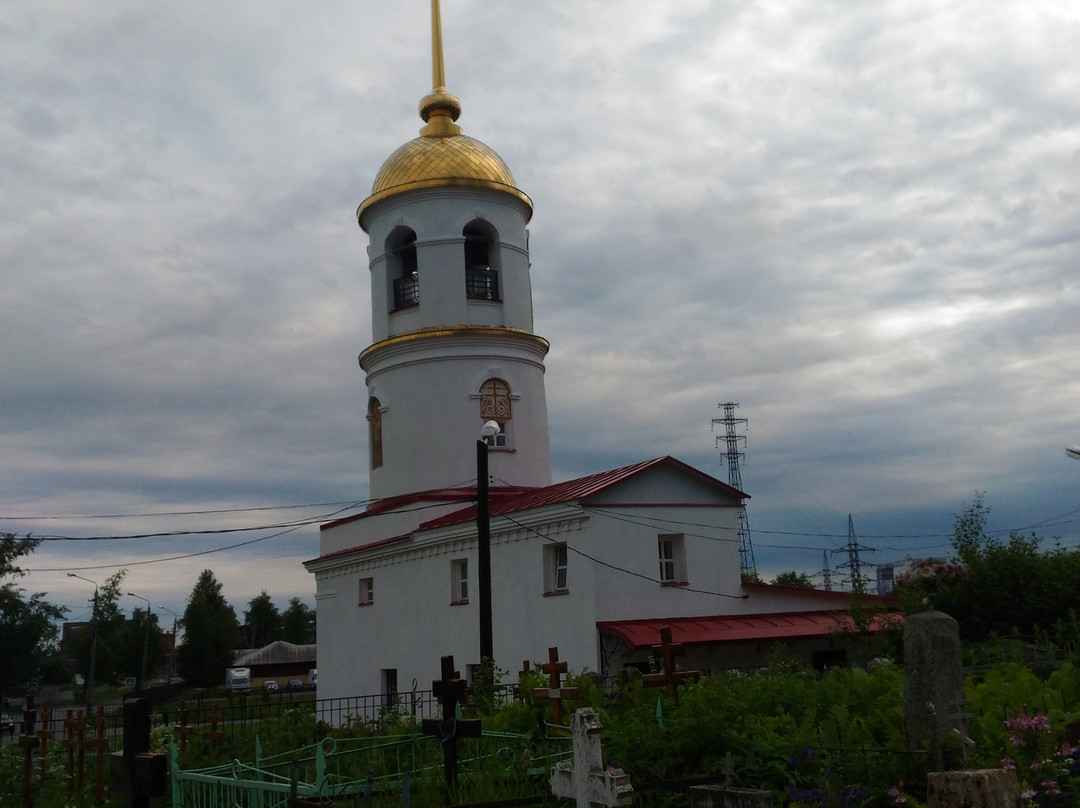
[386,227,419,311]
[464,220,499,302]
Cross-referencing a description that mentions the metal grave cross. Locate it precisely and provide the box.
[550,708,633,808]
[534,646,580,725]
[421,655,482,794]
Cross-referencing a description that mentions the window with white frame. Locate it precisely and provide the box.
[451,558,469,604]
[358,577,374,606]
[657,534,687,585]
[543,542,569,595]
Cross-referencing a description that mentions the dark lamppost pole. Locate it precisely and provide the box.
[67,573,98,710]
[477,420,500,664]
[127,592,152,689]
[158,606,178,685]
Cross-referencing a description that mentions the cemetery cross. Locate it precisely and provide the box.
[534,646,580,725]
[421,655,482,796]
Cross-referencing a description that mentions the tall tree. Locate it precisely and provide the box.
[0,535,66,698]
[241,590,281,649]
[772,570,815,588]
[897,493,1080,642]
[177,570,239,687]
[281,597,316,644]
[69,570,131,687]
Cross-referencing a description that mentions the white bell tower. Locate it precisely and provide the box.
[356,0,552,501]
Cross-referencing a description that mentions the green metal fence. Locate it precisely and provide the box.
[172,730,572,808]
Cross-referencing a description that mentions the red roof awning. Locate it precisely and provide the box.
[597,611,900,649]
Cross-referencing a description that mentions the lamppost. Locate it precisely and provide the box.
[477,420,500,665]
[67,573,98,710]
[127,592,152,690]
[158,606,178,685]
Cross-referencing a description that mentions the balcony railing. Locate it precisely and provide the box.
[466,267,499,302]
[392,274,419,310]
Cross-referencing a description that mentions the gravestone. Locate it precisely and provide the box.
[927,769,1022,808]
[688,753,773,808]
[110,698,167,808]
[903,611,964,770]
[550,708,633,808]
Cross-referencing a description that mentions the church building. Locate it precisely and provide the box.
[305,2,893,713]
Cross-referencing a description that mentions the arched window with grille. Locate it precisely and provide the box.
[368,397,383,469]
[387,228,418,311]
[479,379,510,447]
[464,221,499,302]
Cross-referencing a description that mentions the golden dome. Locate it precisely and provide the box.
[357,0,531,225]
[357,93,532,225]
[358,133,531,225]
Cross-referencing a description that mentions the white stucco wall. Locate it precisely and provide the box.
[308,462,766,718]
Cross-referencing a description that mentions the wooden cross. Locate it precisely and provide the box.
[205,703,224,749]
[421,655,482,796]
[18,693,37,808]
[534,646,580,726]
[80,705,109,806]
[37,703,54,780]
[63,713,77,792]
[641,626,699,703]
[514,660,531,700]
[176,702,193,757]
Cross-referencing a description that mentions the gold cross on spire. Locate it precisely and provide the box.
[419,0,462,137]
[431,0,446,92]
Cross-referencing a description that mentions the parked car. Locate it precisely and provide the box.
[285,679,305,692]
[0,714,14,736]
[263,680,279,693]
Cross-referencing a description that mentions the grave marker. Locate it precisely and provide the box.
[903,611,965,771]
[550,708,633,808]
[641,627,700,704]
[421,655,482,795]
[534,646,580,725]
[110,698,167,808]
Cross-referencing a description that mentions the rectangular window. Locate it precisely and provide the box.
[544,543,569,595]
[358,577,374,606]
[451,558,469,604]
[658,534,687,585]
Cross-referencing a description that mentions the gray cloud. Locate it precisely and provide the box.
[3,1,1078,613]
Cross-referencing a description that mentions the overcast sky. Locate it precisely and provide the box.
[3,1,1078,625]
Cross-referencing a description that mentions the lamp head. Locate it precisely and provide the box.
[1067,445,1080,460]
[481,420,501,439]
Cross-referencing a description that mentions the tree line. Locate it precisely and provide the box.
[0,541,316,698]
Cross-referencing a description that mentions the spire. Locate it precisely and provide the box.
[419,0,462,137]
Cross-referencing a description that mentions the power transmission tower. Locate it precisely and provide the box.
[831,514,875,593]
[820,550,833,591]
[712,402,756,576]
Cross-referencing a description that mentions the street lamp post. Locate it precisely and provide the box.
[127,592,152,690]
[158,606,178,685]
[477,421,500,665]
[67,573,98,710]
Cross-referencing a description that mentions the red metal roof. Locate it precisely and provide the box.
[419,456,745,531]
[309,456,746,566]
[596,611,902,649]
